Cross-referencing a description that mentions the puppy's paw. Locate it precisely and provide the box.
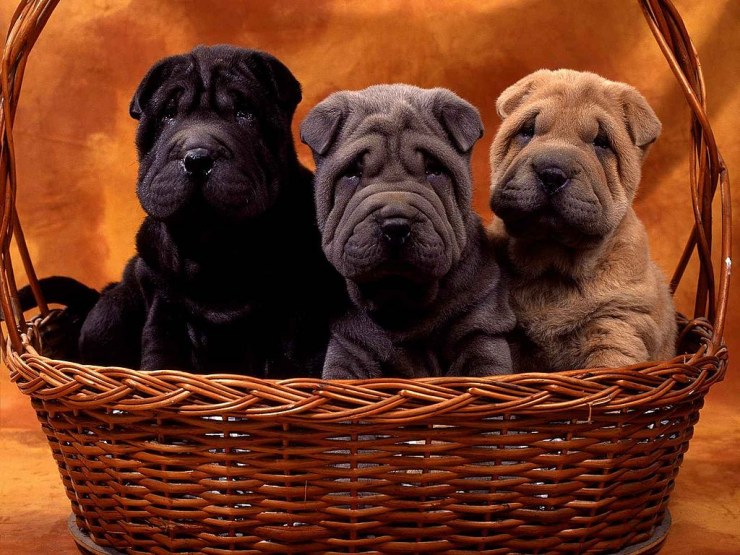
[446,366,509,378]
[584,349,642,369]
[446,336,514,377]
[322,367,363,380]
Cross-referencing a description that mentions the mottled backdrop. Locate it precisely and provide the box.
[1,1,738,552]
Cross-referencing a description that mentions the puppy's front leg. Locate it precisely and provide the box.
[579,316,649,369]
[322,335,384,380]
[583,344,647,368]
[447,333,513,377]
[443,280,516,377]
[322,314,389,379]
[141,295,191,371]
[79,259,146,368]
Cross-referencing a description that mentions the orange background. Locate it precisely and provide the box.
[1,1,738,553]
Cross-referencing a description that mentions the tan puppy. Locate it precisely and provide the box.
[489,69,676,372]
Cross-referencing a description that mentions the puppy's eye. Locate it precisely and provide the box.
[593,131,612,152]
[424,158,449,184]
[340,157,364,185]
[161,100,178,121]
[515,118,536,144]
[235,102,255,122]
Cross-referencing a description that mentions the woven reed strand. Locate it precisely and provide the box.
[0,0,732,553]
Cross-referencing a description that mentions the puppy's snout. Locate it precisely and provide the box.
[183,148,214,177]
[377,202,417,246]
[381,217,412,246]
[537,166,570,195]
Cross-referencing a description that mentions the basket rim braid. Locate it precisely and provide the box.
[0,1,732,554]
[7,315,726,422]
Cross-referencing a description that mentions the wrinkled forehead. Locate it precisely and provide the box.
[334,110,464,177]
[326,120,427,179]
[339,96,438,143]
[527,78,622,120]
[516,79,628,138]
[152,54,261,103]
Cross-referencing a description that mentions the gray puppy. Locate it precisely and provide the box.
[301,84,514,379]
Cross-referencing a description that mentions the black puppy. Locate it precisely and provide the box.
[24,46,343,376]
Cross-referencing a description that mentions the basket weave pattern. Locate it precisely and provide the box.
[11,323,724,554]
[0,1,731,554]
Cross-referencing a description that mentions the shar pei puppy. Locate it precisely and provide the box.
[301,84,514,379]
[489,69,677,372]
[67,45,344,375]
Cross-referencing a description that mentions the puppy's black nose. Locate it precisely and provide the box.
[183,148,214,177]
[381,218,412,246]
[538,167,569,195]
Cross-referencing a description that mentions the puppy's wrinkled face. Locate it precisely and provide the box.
[131,45,302,224]
[490,69,661,248]
[301,85,483,307]
[321,128,463,284]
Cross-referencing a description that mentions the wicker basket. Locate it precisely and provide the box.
[0,1,731,554]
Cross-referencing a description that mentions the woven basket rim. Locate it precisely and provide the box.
[9,311,726,422]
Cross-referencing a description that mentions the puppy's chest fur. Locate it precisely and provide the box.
[511,273,596,337]
[371,315,472,378]
[134,209,336,376]
[135,255,296,373]
[328,235,515,378]
[341,305,479,379]
[505,235,676,372]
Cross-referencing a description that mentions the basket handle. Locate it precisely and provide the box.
[639,0,731,348]
[0,0,731,357]
[1,0,59,355]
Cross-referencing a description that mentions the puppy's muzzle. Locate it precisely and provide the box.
[377,203,417,247]
[381,218,412,246]
[537,166,570,195]
[528,148,582,195]
[183,148,214,177]
[175,128,232,179]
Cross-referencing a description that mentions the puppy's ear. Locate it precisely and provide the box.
[245,52,302,115]
[496,70,551,120]
[431,89,483,153]
[300,95,347,156]
[129,56,186,120]
[621,86,661,150]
